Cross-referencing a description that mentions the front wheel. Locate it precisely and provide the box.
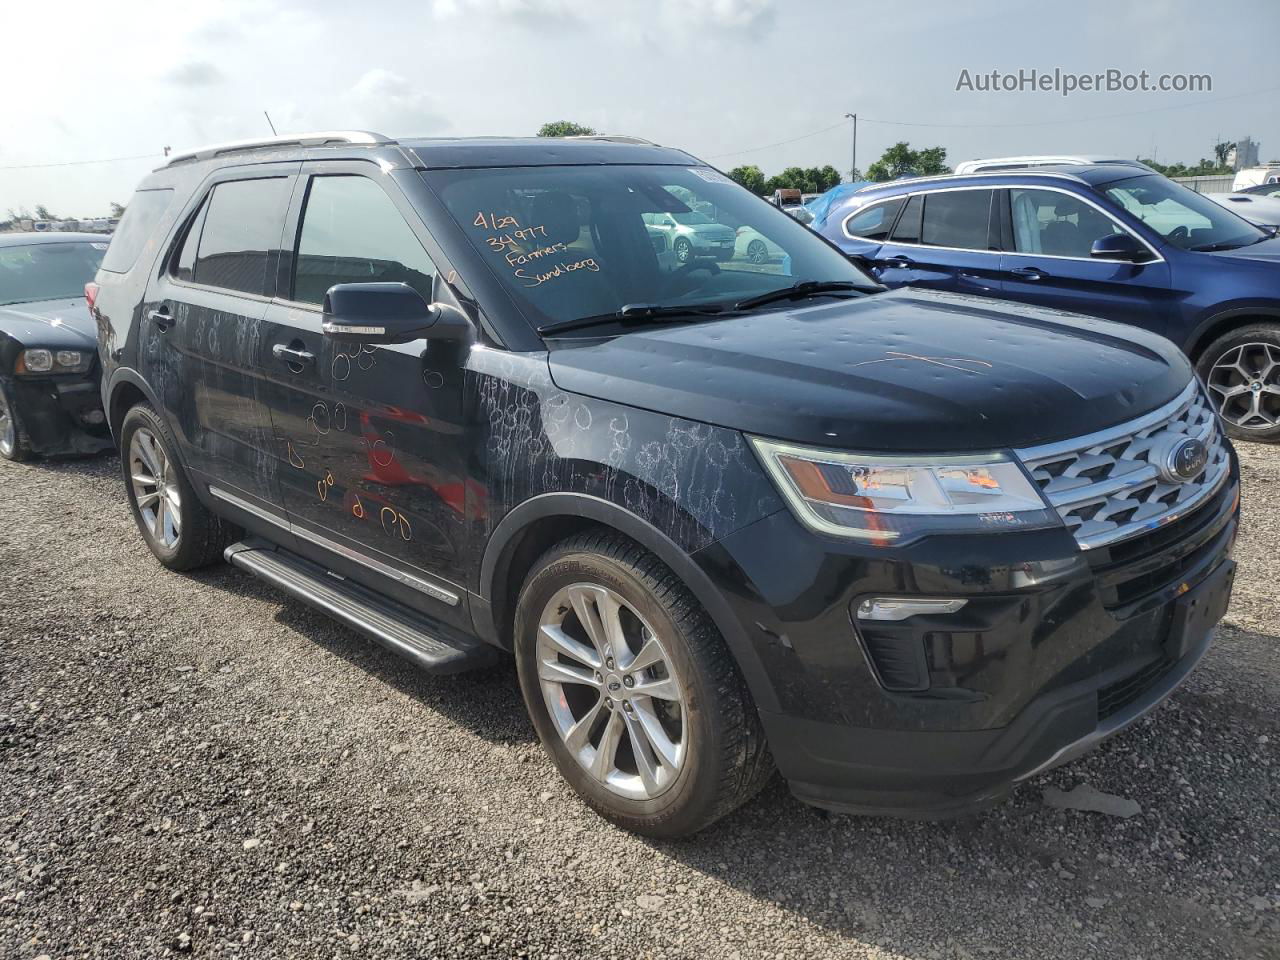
[746,239,768,264]
[120,403,237,570]
[514,531,773,838]
[1197,324,1280,442]
[673,237,693,264]
[0,382,32,462]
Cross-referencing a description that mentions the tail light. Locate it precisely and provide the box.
[84,281,100,315]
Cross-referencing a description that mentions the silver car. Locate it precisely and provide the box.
[643,211,737,263]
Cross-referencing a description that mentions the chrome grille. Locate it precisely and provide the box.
[1016,381,1229,551]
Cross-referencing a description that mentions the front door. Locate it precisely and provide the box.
[996,187,1173,335]
[145,166,298,509]
[265,165,473,629]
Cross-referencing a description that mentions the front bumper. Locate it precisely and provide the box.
[696,454,1240,818]
[5,373,113,456]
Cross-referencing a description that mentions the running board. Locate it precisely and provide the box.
[224,539,498,675]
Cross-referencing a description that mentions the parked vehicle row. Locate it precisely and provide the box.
[819,162,1280,441]
[60,131,1239,838]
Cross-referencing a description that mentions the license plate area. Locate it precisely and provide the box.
[1164,561,1234,660]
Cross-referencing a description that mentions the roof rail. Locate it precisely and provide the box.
[164,130,392,166]
[564,134,658,146]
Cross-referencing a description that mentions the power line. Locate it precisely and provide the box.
[708,85,1280,160]
[0,152,161,171]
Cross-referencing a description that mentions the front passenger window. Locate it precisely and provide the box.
[1010,188,1127,258]
[293,176,436,306]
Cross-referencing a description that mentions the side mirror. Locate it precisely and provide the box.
[1091,233,1145,262]
[321,282,471,344]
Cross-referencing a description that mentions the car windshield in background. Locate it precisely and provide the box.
[423,164,875,331]
[0,241,107,306]
[1101,175,1266,251]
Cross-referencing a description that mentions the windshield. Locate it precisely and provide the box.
[1100,174,1266,251]
[423,164,875,331]
[0,241,107,306]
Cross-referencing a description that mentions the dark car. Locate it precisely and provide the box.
[93,132,1238,837]
[0,232,113,460]
[818,166,1280,441]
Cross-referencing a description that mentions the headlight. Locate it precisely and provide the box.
[18,348,53,373]
[750,437,1060,544]
[16,348,91,375]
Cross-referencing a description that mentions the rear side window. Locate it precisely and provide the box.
[890,194,924,243]
[100,189,173,273]
[173,198,209,282]
[193,178,292,296]
[920,190,994,250]
[292,175,436,305]
[844,198,904,241]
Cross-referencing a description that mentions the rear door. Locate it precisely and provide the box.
[145,165,298,511]
[995,186,1172,333]
[874,188,1003,296]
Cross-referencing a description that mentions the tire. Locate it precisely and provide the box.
[747,239,768,265]
[0,381,32,462]
[1196,323,1280,443]
[513,530,773,838]
[673,237,693,264]
[119,403,237,570]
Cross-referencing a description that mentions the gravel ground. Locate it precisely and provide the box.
[1,443,1277,960]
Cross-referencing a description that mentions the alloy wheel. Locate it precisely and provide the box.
[536,583,687,800]
[1207,342,1280,429]
[129,428,182,549]
[0,391,13,458]
[747,239,768,264]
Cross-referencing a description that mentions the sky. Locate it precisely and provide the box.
[2,0,1277,217]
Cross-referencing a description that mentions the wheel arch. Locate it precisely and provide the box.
[476,492,779,713]
[106,367,163,442]
[1184,306,1280,362]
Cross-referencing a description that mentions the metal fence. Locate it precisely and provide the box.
[1172,174,1235,194]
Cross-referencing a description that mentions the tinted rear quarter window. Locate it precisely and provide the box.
[194,178,292,296]
[921,190,993,249]
[100,189,173,273]
[845,197,904,240]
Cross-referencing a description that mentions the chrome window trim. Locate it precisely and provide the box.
[208,485,461,606]
[843,182,1164,264]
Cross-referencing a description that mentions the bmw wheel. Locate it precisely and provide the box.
[1197,324,1280,442]
[120,403,237,570]
[514,530,773,838]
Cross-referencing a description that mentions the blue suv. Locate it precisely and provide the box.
[816,165,1280,442]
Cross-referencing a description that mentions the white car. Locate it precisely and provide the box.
[733,226,785,264]
[1206,192,1280,228]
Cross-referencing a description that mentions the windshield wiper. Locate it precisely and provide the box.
[537,301,731,336]
[1189,239,1249,252]
[733,280,866,311]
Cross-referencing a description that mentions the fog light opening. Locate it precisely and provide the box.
[856,597,968,622]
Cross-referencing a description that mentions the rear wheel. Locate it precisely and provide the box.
[1197,324,1280,442]
[0,383,32,462]
[120,403,237,570]
[514,530,773,838]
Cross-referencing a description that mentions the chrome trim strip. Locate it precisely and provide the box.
[208,485,460,607]
[1015,380,1199,465]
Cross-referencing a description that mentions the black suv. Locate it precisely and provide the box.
[94,132,1239,837]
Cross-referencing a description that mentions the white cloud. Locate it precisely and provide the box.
[663,0,774,30]
[344,69,451,136]
[431,0,582,22]
[162,61,226,87]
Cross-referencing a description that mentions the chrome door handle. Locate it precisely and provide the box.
[272,343,315,367]
[148,307,175,331]
[882,256,914,269]
[1011,266,1047,280]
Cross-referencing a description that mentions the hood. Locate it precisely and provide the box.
[0,297,97,349]
[547,287,1191,452]
[1207,234,1280,265]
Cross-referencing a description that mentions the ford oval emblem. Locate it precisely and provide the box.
[1162,436,1209,483]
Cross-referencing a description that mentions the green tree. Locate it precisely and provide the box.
[109,201,127,218]
[727,164,767,195]
[1138,156,1231,178]
[537,121,597,138]
[760,165,844,195]
[34,204,55,221]
[1213,141,1232,167]
[865,142,950,182]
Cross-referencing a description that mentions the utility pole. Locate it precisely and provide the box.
[845,112,857,182]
